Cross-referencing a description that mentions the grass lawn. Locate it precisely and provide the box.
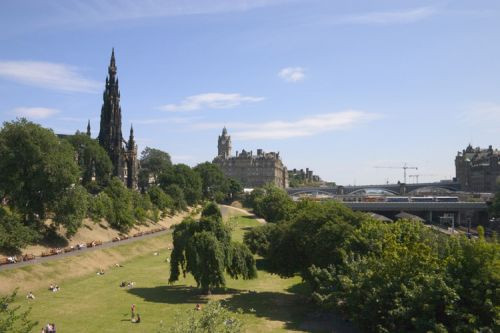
[10,215,356,332]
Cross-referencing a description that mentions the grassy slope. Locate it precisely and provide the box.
[7,215,356,333]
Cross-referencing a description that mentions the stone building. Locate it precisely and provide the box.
[455,144,500,193]
[96,49,138,189]
[213,128,288,189]
[288,168,321,183]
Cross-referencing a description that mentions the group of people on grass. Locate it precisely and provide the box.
[49,284,60,292]
[41,323,56,332]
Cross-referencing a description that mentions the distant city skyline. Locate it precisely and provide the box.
[0,0,499,185]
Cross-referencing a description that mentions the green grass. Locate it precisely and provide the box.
[10,215,354,332]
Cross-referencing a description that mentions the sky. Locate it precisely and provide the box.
[0,0,499,185]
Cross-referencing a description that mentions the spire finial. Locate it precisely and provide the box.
[86,120,91,137]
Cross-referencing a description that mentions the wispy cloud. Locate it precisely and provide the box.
[48,0,290,24]
[158,93,264,112]
[132,116,204,125]
[278,67,305,82]
[12,107,60,119]
[0,61,100,93]
[337,7,436,25]
[194,110,380,140]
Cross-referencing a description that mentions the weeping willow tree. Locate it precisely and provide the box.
[169,202,257,294]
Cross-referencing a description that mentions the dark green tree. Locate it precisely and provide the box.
[169,203,257,294]
[66,133,112,189]
[104,177,135,231]
[163,184,187,212]
[147,186,173,214]
[52,184,89,236]
[193,162,228,200]
[0,119,79,224]
[87,192,113,222]
[0,207,39,251]
[159,164,202,206]
[138,147,172,191]
[0,289,38,333]
[253,185,295,223]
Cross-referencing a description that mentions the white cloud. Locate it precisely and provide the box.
[158,93,264,112]
[0,61,100,93]
[194,110,380,140]
[278,67,305,82]
[337,7,436,25]
[12,107,60,119]
[48,0,290,23]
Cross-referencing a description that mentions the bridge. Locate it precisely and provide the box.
[344,201,488,225]
[287,182,461,197]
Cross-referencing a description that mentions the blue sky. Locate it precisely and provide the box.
[0,0,499,185]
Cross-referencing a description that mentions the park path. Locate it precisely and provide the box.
[0,205,254,272]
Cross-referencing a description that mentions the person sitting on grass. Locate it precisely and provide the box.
[132,313,141,323]
[26,291,35,299]
[120,281,127,288]
[97,268,105,275]
[195,304,201,311]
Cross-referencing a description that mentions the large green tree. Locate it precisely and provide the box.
[104,177,135,231]
[159,164,202,206]
[0,119,79,225]
[252,185,295,223]
[0,207,39,251]
[66,133,112,189]
[138,147,172,191]
[193,162,229,200]
[52,184,89,236]
[169,203,257,294]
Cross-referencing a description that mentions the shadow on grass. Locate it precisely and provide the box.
[126,285,240,304]
[223,287,357,333]
[128,282,357,332]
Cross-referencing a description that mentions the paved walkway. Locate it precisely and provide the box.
[0,205,255,272]
[0,229,172,272]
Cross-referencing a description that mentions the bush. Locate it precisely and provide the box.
[52,184,89,236]
[104,178,135,232]
[148,186,173,215]
[88,192,113,222]
[0,207,39,251]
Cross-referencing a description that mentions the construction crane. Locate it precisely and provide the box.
[374,163,418,184]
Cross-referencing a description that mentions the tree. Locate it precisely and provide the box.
[0,119,79,224]
[138,147,172,191]
[104,177,135,231]
[169,203,257,294]
[66,133,112,189]
[148,186,173,214]
[87,192,113,223]
[52,184,89,236]
[193,162,229,200]
[159,164,202,206]
[163,184,187,212]
[131,191,152,223]
[165,301,243,333]
[0,289,38,333]
[253,185,295,223]
[0,207,38,251]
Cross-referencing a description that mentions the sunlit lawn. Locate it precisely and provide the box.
[12,216,352,332]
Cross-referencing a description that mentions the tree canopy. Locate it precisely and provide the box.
[160,164,202,206]
[169,202,257,294]
[0,119,79,224]
[66,133,112,189]
[244,199,500,332]
[138,147,172,191]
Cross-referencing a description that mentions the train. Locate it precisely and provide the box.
[382,196,459,203]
